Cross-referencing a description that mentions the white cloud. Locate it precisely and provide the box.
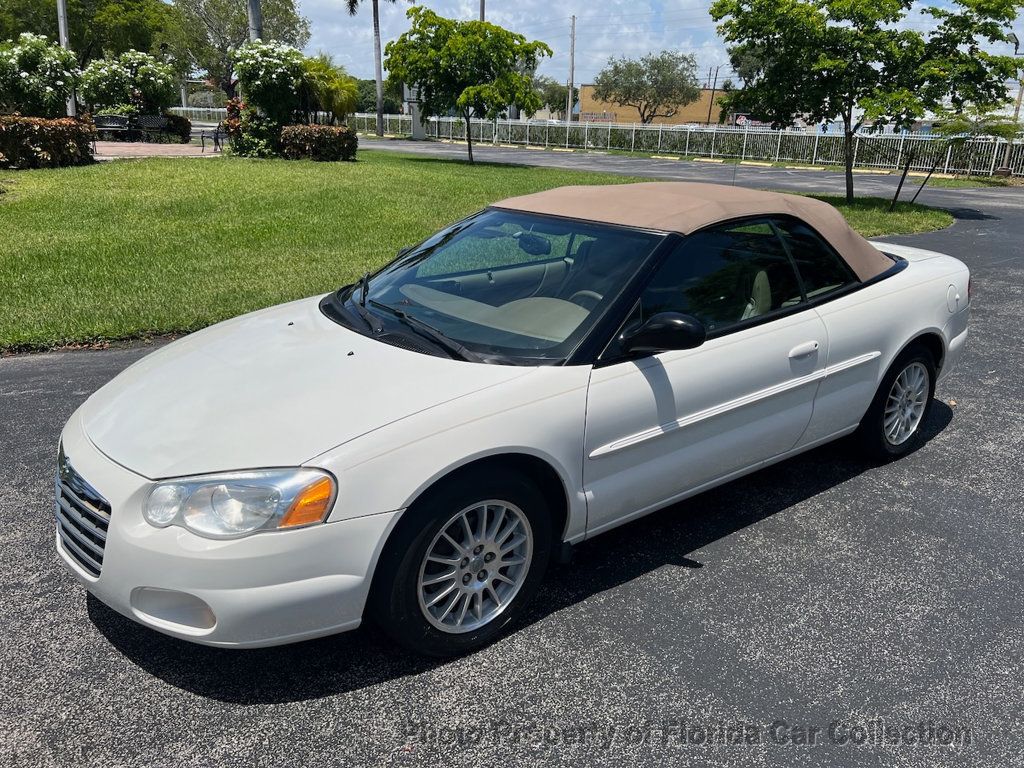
[297,0,734,83]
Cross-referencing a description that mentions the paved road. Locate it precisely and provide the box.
[1,155,1022,767]
[364,137,1024,217]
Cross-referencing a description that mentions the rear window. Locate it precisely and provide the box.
[774,219,857,298]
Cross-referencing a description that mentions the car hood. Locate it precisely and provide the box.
[80,296,533,479]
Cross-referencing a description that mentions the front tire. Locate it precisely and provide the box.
[856,344,936,460]
[368,468,553,657]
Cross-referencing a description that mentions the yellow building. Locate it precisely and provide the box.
[577,85,726,125]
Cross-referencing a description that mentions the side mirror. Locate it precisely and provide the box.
[620,312,706,354]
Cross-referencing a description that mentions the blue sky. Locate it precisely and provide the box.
[296,1,1021,90]
[297,0,739,85]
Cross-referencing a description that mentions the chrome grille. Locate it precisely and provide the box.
[55,446,110,577]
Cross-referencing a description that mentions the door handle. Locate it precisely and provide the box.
[788,341,820,359]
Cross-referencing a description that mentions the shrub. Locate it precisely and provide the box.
[280,124,358,161]
[229,106,282,158]
[80,51,177,114]
[0,33,79,118]
[223,96,243,142]
[0,115,94,169]
[163,113,191,143]
[234,41,306,126]
[99,103,139,118]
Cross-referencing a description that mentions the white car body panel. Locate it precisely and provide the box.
[55,240,970,647]
[80,297,532,479]
[583,310,828,533]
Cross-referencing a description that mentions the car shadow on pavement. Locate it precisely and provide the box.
[89,403,953,704]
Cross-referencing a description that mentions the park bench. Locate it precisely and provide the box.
[93,114,132,144]
[199,123,228,153]
[136,115,170,141]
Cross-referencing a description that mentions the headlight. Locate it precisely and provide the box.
[143,468,336,539]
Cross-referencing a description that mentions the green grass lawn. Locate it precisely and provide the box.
[0,151,953,352]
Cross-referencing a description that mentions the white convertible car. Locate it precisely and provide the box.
[55,183,970,656]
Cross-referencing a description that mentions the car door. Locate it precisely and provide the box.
[583,219,829,536]
[769,217,881,446]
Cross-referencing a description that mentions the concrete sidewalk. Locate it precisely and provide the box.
[94,141,216,159]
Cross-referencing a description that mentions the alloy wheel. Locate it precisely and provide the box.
[883,361,929,446]
[417,500,534,634]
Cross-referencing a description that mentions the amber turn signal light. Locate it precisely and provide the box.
[279,476,335,528]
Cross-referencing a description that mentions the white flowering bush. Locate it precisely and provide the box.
[234,41,306,125]
[0,33,79,118]
[80,50,176,114]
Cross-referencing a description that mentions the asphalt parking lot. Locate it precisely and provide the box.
[2,157,1022,767]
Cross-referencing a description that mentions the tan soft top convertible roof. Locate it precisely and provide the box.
[492,182,892,282]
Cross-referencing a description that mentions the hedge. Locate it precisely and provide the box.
[0,116,95,169]
[163,113,191,143]
[280,124,357,161]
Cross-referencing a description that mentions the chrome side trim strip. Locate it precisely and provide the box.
[589,351,881,459]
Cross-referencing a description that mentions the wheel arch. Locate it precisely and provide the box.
[894,330,946,375]
[362,451,573,620]
[404,451,571,541]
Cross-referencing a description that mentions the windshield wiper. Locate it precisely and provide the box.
[368,300,484,362]
[355,272,370,306]
[351,299,383,334]
[338,276,383,334]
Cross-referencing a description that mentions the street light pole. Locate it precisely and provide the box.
[56,0,76,116]
[479,0,485,21]
[997,32,1022,174]
[565,15,575,122]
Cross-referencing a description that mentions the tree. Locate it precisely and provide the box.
[355,78,400,114]
[0,0,177,66]
[592,51,700,124]
[233,39,306,124]
[301,54,358,124]
[385,8,550,163]
[533,75,576,119]
[0,33,79,117]
[345,0,402,138]
[170,0,310,98]
[79,49,177,112]
[710,0,1023,202]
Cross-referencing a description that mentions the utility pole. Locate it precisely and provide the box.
[705,65,720,126]
[998,81,1023,172]
[479,0,485,21]
[565,15,576,122]
[56,0,76,116]
[247,0,263,41]
[996,34,1022,175]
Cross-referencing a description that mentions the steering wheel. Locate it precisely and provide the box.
[569,289,603,310]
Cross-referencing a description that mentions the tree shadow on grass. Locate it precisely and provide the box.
[90,403,953,704]
[379,153,537,172]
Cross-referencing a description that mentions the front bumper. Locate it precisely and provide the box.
[56,409,400,648]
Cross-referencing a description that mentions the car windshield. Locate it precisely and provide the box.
[353,208,666,362]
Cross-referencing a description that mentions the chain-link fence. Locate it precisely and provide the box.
[168,108,1023,177]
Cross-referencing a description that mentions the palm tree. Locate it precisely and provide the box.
[346,0,398,137]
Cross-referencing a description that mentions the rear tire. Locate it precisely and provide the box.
[368,468,553,657]
[856,344,936,461]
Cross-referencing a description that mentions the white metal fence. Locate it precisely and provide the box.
[168,108,1024,177]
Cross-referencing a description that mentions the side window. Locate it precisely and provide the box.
[774,219,857,299]
[638,220,804,334]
